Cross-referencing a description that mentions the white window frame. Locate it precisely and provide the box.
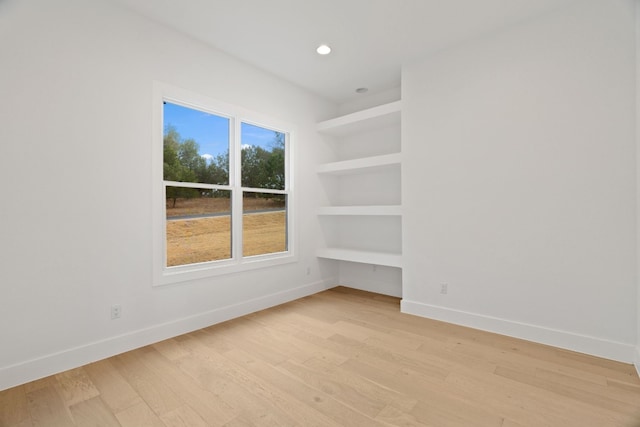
[152,82,296,286]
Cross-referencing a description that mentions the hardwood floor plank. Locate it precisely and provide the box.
[329,333,405,375]
[242,316,349,366]
[303,356,417,411]
[178,336,335,427]
[68,396,121,427]
[500,419,525,427]
[111,351,184,417]
[5,419,33,427]
[25,386,75,427]
[136,347,238,425]
[220,416,254,427]
[114,401,166,427]
[330,332,456,380]
[607,376,640,393]
[83,359,142,414]
[446,365,622,427]
[22,377,56,394]
[225,347,387,426]
[54,368,100,407]
[410,398,504,427]
[159,405,208,427]
[210,317,320,365]
[534,367,640,405]
[248,309,338,340]
[200,319,290,366]
[442,332,628,393]
[443,369,577,427]
[375,404,429,427]
[346,316,446,349]
[285,298,351,324]
[151,339,191,362]
[555,348,640,385]
[279,358,389,417]
[494,366,639,423]
[0,385,29,427]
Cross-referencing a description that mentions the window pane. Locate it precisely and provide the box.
[241,123,285,190]
[242,192,287,257]
[163,102,230,185]
[166,187,231,266]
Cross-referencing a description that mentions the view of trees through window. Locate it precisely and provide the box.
[163,102,288,267]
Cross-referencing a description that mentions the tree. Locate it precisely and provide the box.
[241,145,268,189]
[241,131,285,191]
[178,138,207,182]
[207,151,229,188]
[163,126,198,207]
[262,131,285,193]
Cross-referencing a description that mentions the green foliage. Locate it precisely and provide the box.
[241,131,285,192]
[208,152,229,186]
[164,125,229,185]
[164,126,285,205]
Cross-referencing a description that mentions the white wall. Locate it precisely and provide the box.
[337,87,401,116]
[636,0,640,375]
[402,0,637,362]
[0,0,337,390]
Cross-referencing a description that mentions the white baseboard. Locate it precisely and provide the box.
[0,279,337,392]
[635,346,640,378]
[401,299,635,363]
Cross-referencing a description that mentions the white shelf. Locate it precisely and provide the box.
[316,100,403,276]
[318,205,402,216]
[317,101,402,137]
[317,248,402,268]
[317,153,401,175]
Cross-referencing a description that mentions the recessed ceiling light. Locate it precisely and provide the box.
[355,87,368,94]
[316,44,331,55]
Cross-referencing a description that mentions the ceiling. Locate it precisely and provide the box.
[114,0,578,104]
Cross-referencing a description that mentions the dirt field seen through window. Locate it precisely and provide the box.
[166,196,286,267]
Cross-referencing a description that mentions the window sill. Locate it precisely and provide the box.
[153,252,297,287]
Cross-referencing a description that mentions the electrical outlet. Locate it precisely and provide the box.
[111,304,122,320]
[440,283,448,295]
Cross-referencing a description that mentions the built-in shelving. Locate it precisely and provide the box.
[317,205,402,216]
[317,101,401,137]
[316,100,403,286]
[316,153,401,175]
[316,248,402,268]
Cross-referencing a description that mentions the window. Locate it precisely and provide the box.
[152,83,294,285]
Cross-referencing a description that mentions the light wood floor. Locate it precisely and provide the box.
[2,287,640,427]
